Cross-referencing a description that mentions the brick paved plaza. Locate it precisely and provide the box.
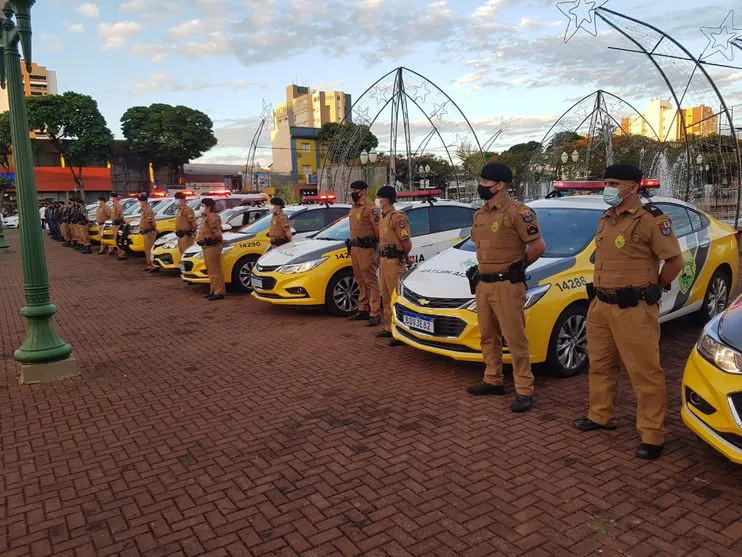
[1,230,742,557]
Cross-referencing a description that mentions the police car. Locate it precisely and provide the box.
[99,196,169,251]
[179,194,351,291]
[391,180,739,377]
[250,190,478,315]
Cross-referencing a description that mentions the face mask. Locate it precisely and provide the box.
[478,185,495,201]
[375,199,383,209]
[602,187,623,207]
[351,192,362,203]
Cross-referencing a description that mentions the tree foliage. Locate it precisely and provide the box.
[319,122,379,164]
[456,141,494,178]
[0,111,11,172]
[121,103,218,184]
[26,92,114,191]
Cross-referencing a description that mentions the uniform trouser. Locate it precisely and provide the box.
[79,224,90,246]
[476,280,534,397]
[111,225,126,257]
[178,235,195,255]
[586,298,666,445]
[379,257,406,333]
[97,224,108,252]
[351,246,381,317]
[203,245,225,296]
[143,232,156,267]
[61,223,70,242]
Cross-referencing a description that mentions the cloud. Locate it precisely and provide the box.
[130,73,257,95]
[76,3,100,18]
[177,32,231,58]
[118,0,182,15]
[97,21,144,50]
[68,23,85,33]
[131,43,170,63]
[168,20,202,41]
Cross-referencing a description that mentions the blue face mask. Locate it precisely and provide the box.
[603,187,622,207]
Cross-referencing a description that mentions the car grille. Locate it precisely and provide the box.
[256,276,277,290]
[400,285,470,309]
[104,223,112,230]
[395,327,480,353]
[156,254,174,265]
[730,392,742,425]
[394,304,466,337]
[181,261,194,272]
[255,263,280,272]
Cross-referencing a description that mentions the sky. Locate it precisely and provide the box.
[34,0,742,168]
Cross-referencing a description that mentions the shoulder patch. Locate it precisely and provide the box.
[520,209,533,223]
[643,204,664,217]
[526,224,538,236]
[656,215,673,236]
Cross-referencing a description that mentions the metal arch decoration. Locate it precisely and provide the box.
[244,99,272,191]
[317,66,486,201]
[523,89,665,199]
[481,119,512,153]
[556,3,742,226]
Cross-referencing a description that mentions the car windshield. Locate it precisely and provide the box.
[456,207,603,258]
[187,199,202,210]
[124,203,141,216]
[219,207,240,221]
[314,216,350,241]
[238,207,302,234]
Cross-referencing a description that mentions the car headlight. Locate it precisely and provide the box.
[194,252,204,260]
[221,246,234,254]
[278,257,327,274]
[697,317,742,374]
[129,225,140,234]
[524,284,551,309]
[465,300,477,312]
[163,241,177,249]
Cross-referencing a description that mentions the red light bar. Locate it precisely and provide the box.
[396,189,442,198]
[302,194,336,202]
[640,179,660,188]
[207,189,231,196]
[150,190,167,197]
[554,179,661,190]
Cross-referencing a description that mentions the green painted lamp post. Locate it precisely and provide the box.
[1,1,73,374]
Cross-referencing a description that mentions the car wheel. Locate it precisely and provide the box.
[325,269,359,316]
[691,268,730,325]
[547,304,589,378]
[231,255,258,293]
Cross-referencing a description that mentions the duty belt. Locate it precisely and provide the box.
[379,244,404,259]
[478,272,511,283]
[140,228,155,234]
[270,238,289,246]
[595,285,662,308]
[175,230,193,237]
[350,236,377,248]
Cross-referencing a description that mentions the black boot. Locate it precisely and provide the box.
[636,443,663,460]
[466,382,505,396]
[572,417,617,431]
[511,395,533,413]
[348,311,370,321]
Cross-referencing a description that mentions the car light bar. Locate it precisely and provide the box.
[302,194,336,203]
[554,179,660,190]
[396,189,442,198]
[207,189,232,196]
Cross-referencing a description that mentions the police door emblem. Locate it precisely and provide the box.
[614,235,625,248]
[678,256,697,294]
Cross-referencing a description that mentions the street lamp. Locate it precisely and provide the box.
[359,147,377,188]
[418,163,432,189]
[1,2,75,381]
[571,150,579,163]
[561,151,568,164]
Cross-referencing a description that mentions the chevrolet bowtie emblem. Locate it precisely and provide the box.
[418,298,430,306]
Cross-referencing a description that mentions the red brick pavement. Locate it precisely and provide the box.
[1,229,742,557]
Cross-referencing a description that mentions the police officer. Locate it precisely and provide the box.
[70,200,82,250]
[138,194,158,271]
[466,163,546,413]
[374,185,412,346]
[60,201,72,247]
[174,192,197,255]
[197,197,225,300]
[572,164,683,460]
[347,180,382,325]
[76,199,92,254]
[110,193,127,260]
[267,197,292,250]
[95,196,111,254]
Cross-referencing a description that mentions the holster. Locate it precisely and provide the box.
[465,265,480,295]
[175,230,185,238]
[507,260,526,284]
[586,282,596,302]
[345,239,352,255]
[643,284,662,305]
[379,244,404,260]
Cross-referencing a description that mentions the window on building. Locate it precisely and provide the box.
[302,165,311,174]
[301,143,310,153]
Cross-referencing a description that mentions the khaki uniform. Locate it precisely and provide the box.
[110,202,126,258]
[60,205,71,244]
[75,205,90,247]
[139,204,158,269]
[96,204,111,253]
[472,197,541,397]
[349,199,381,317]
[175,204,198,255]
[198,212,225,296]
[378,209,410,333]
[587,197,681,445]
[267,210,291,248]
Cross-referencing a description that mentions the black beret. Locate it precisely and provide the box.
[270,197,285,208]
[480,163,513,183]
[174,192,186,200]
[111,193,122,198]
[605,164,643,182]
[350,180,369,190]
[201,197,216,208]
[97,196,106,201]
[137,194,148,201]
[376,185,397,200]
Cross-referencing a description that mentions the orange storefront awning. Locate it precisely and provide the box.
[8,166,112,192]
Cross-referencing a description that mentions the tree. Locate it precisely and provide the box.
[121,103,218,185]
[26,92,114,192]
[319,121,378,164]
[456,141,495,178]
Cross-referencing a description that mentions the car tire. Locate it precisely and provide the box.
[546,303,589,378]
[230,255,259,293]
[325,269,360,317]
[691,268,730,325]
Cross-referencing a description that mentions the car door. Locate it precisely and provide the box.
[289,209,327,241]
[404,207,431,264]
[324,207,350,226]
[429,205,477,255]
[651,202,700,316]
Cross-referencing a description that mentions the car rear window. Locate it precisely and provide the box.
[456,207,603,258]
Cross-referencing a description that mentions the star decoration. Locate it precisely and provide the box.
[430,101,449,120]
[354,106,372,124]
[260,99,273,122]
[700,10,741,62]
[557,0,608,43]
[369,83,393,107]
[411,82,431,104]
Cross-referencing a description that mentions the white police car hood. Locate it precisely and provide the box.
[402,246,573,300]
[258,238,345,266]
[182,231,247,257]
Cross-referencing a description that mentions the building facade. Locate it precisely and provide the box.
[271,85,351,184]
[0,60,57,112]
[620,98,718,141]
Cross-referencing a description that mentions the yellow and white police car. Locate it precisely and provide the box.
[99,196,168,251]
[392,180,739,378]
[250,190,478,315]
[180,195,351,291]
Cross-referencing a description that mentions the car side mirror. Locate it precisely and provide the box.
[291,228,297,235]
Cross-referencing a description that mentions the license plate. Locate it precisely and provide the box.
[403,312,434,334]
[251,276,263,290]
[117,230,123,237]
[179,263,186,273]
